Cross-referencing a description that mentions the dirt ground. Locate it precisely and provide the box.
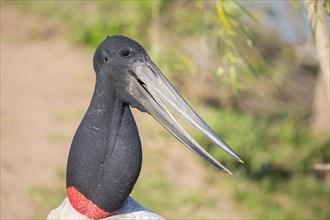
[1,5,251,219]
[1,5,95,219]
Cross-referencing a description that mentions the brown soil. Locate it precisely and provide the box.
[1,4,252,219]
[1,5,94,219]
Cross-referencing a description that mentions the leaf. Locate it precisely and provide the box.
[216,0,232,29]
[232,0,259,22]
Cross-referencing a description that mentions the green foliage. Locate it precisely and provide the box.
[12,1,153,49]
[152,48,197,91]
[196,107,328,178]
[233,174,329,219]
[212,0,261,86]
[67,1,151,49]
[326,0,330,15]
[161,2,204,37]
[194,106,329,219]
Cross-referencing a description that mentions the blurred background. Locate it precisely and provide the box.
[1,0,329,219]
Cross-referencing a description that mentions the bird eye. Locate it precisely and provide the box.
[120,49,130,58]
[104,57,108,62]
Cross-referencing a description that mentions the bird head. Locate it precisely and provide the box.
[92,35,242,174]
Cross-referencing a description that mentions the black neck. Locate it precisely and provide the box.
[66,76,142,212]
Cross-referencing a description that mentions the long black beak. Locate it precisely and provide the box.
[128,57,242,174]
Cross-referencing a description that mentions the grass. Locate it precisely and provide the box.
[10,1,153,49]
[231,174,329,219]
[194,106,330,220]
[131,175,211,217]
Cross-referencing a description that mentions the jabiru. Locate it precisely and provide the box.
[48,35,242,219]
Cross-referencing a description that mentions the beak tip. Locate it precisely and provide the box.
[231,153,244,164]
[219,165,233,175]
[225,169,233,175]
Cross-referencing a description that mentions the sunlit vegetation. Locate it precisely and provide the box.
[194,106,329,219]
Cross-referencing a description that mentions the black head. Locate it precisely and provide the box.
[92,36,151,111]
[93,35,242,173]
[93,36,146,73]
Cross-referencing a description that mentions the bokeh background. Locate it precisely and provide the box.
[1,1,329,219]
